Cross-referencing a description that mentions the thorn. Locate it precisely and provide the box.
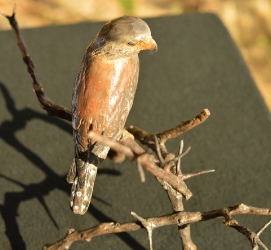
[137,160,146,182]
[169,147,191,165]
[154,135,164,164]
[131,212,156,250]
[176,140,184,175]
[256,238,268,250]
[163,146,191,171]
[256,219,271,237]
[181,169,215,180]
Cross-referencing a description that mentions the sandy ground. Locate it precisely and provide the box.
[1,0,271,111]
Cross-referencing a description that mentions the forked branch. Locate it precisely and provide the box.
[128,109,210,149]
[89,131,193,200]
[43,203,271,250]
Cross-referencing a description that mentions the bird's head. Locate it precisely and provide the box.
[93,16,158,56]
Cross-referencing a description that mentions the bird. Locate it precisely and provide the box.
[66,16,158,215]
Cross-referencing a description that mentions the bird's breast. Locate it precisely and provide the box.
[73,54,139,137]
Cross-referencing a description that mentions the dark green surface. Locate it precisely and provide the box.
[1,13,271,250]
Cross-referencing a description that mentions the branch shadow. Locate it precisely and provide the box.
[0,82,145,250]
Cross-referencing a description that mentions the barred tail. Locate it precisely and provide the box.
[67,159,97,215]
[67,134,111,215]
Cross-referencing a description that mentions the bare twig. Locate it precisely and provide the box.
[181,169,215,181]
[129,119,206,249]
[128,120,203,249]
[177,140,184,175]
[165,146,191,171]
[43,220,142,250]
[136,160,146,182]
[256,219,271,237]
[154,135,165,164]
[128,109,210,147]
[43,203,271,250]
[2,5,72,121]
[221,208,271,250]
[89,131,134,159]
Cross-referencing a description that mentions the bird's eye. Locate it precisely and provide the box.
[127,41,137,46]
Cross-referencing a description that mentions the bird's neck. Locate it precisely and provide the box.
[90,42,139,59]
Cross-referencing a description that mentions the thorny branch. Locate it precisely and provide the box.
[43,203,271,250]
[220,207,271,250]
[127,112,212,249]
[3,6,271,250]
[89,131,193,200]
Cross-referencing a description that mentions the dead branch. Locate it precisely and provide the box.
[2,5,72,121]
[88,131,193,200]
[127,115,212,249]
[128,109,210,148]
[43,203,271,250]
[88,128,214,250]
[220,207,271,250]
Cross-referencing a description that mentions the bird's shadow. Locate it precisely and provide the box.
[0,81,145,250]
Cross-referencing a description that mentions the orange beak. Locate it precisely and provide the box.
[138,38,158,52]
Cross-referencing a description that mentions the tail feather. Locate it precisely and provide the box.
[69,162,98,215]
[68,138,112,215]
[67,146,106,215]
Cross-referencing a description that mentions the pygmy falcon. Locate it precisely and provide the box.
[66,16,158,215]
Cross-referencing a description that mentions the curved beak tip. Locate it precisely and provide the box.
[140,38,158,52]
[151,39,158,52]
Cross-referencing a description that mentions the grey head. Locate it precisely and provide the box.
[93,16,158,55]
